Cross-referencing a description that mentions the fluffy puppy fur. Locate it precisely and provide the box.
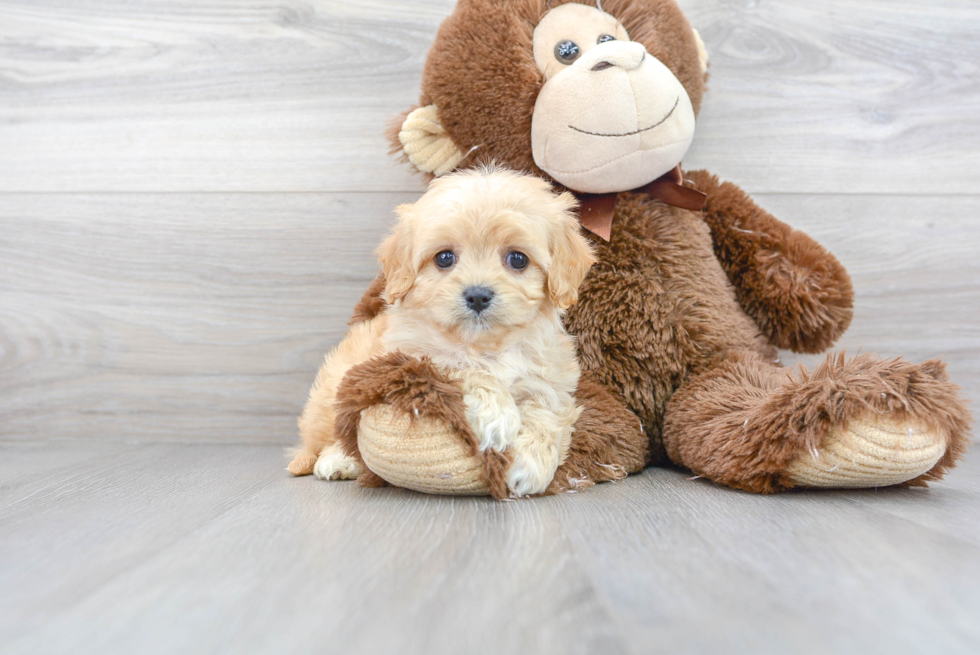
[288,167,596,497]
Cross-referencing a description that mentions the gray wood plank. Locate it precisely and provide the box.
[842,463,980,550]
[1,192,976,443]
[0,0,445,193]
[1,442,978,655]
[559,467,980,654]
[0,0,977,194]
[0,440,141,505]
[0,443,627,655]
[764,194,980,397]
[0,192,413,442]
[0,443,280,647]
[2,1,976,652]
[681,0,980,194]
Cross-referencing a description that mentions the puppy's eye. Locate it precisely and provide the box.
[506,251,529,270]
[434,250,456,269]
[597,34,616,44]
[554,40,580,64]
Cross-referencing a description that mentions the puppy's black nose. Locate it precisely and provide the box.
[463,286,494,314]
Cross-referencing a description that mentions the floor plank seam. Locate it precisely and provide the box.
[837,494,980,551]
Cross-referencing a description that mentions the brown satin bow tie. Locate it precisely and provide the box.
[572,165,707,241]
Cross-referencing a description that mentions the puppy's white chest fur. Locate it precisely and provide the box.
[380,307,581,496]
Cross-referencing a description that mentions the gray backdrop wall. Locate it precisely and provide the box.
[1,0,977,445]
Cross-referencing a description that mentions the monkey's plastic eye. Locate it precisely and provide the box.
[554,40,580,64]
[597,34,616,44]
[506,251,529,270]
[435,250,456,269]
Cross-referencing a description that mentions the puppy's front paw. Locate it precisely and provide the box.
[506,448,559,498]
[463,389,521,452]
[313,444,364,481]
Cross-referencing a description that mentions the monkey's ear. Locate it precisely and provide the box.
[397,105,466,177]
[376,207,418,303]
[691,28,709,75]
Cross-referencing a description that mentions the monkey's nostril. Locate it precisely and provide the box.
[591,61,614,72]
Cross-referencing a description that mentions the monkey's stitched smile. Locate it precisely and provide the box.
[568,97,680,137]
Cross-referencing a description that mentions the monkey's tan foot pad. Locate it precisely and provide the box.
[358,404,490,495]
[784,416,947,488]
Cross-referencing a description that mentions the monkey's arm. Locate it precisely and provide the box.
[684,169,854,354]
[348,273,387,325]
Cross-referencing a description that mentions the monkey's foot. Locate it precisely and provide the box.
[784,416,948,488]
[358,404,490,495]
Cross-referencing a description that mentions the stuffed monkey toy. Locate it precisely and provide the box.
[305,0,971,497]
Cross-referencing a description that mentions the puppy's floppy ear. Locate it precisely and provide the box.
[548,192,597,310]
[377,205,417,303]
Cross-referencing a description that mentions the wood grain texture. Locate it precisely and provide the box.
[0,192,412,442]
[0,0,977,193]
[2,1,977,652]
[0,0,443,193]
[680,0,980,194]
[0,443,627,655]
[765,194,980,395]
[1,193,976,443]
[559,466,980,654]
[1,442,978,655]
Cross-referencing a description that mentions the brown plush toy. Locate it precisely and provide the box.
[331,0,972,497]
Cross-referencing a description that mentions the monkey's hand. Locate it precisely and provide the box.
[685,169,854,354]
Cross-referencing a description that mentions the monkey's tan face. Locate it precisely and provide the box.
[530,3,696,194]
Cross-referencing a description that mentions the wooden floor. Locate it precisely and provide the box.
[1,0,978,652]
[1,441,979,654]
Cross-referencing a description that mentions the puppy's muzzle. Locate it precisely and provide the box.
[463,286,494,314]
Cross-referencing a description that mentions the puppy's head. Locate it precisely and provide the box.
[377,166,595,340]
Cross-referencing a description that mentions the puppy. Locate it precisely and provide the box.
[287,166,596,497]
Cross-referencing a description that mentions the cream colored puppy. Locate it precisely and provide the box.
[288,166,595,497]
